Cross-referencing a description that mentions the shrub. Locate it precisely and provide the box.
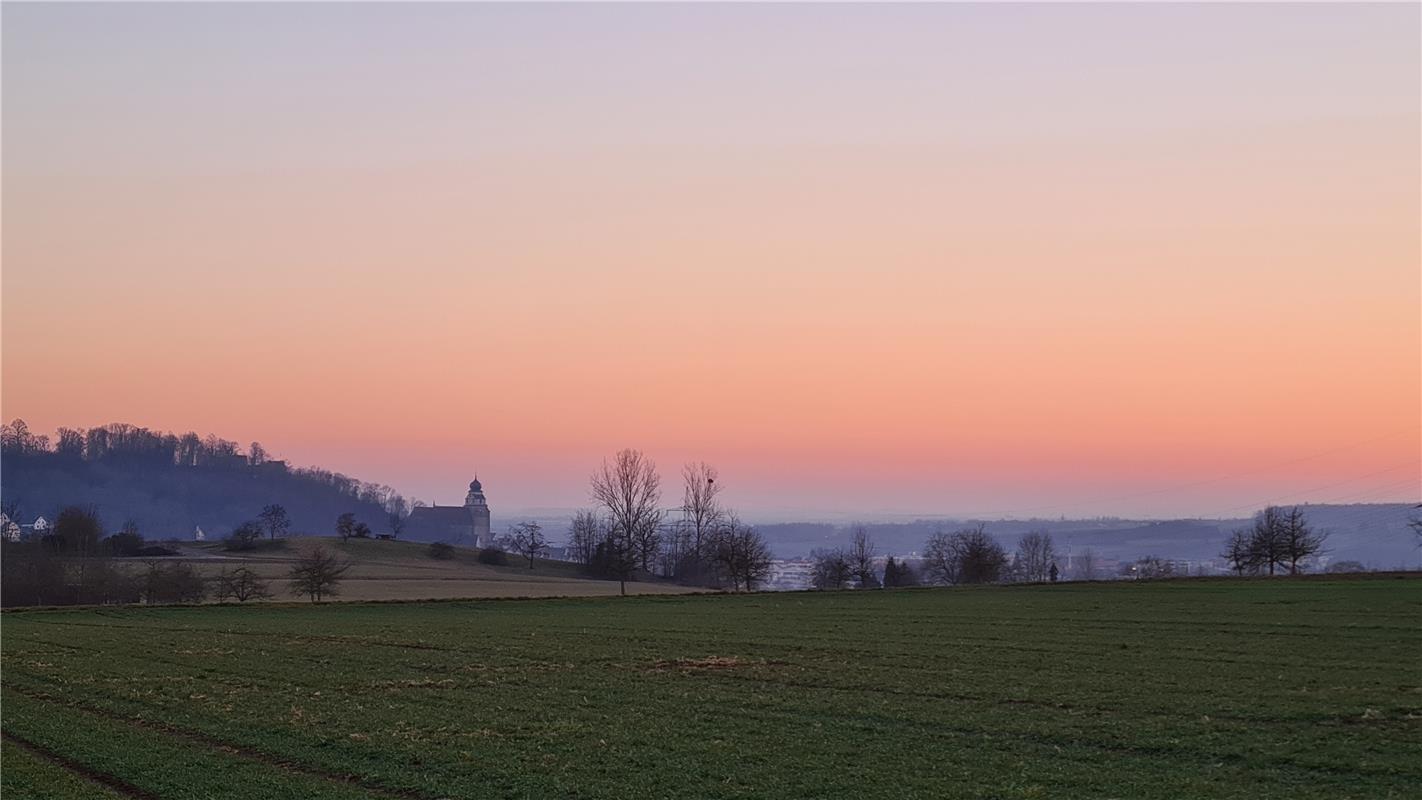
[223,520,264,552]
[105,529,146,557]
[476,545,508,566]
[428,541,455,560]
[1327,560,1367,574]
[142,561,207,604]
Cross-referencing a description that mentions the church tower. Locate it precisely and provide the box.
[465,478,491,547]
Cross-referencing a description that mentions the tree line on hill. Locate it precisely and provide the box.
[0,419,403,538]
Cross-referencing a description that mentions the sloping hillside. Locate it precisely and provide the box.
[1,421,396,540]
[174,538,694,601]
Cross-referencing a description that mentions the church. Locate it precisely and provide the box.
[405,479,492,546]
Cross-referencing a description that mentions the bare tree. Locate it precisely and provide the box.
[955,526,1008,584]
[511,521,549,569]
[214,567,272,602]
[1411,506,1422,567]
[921,529,961,586]
[249,441,268,466]
[288,544,350,602]
[259,504,290,540]
[55,428,85,458]
[922,525,1007,585]
[847,526,878,589]
[737,527,774,592]
[1278,506,1326,575]
[567,510,602,565]
[589,449,664,595]
[810,548,851,590]
[1222,530,1253,575]
[1015,531,1056,583]
[658,518,695,579]
[335,512,359,541]
[386,495,409,539]
[1248,507,1288,576]
[681,462,724,559]
[711,516,772,591]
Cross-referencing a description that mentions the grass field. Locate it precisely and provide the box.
[160,538,696,601]
[2,577,1418,799]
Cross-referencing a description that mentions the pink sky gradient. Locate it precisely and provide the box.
[3,4,1418,518]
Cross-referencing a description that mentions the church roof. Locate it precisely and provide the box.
[408,505,471,524]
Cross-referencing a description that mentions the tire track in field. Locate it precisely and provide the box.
[3,683,440,800]
[1,730,161,800]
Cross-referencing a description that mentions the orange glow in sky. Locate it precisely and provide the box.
[3,4,1418,516]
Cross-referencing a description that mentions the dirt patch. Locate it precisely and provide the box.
[651,656,763,671]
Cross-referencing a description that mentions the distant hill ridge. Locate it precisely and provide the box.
[757,504,1419,565]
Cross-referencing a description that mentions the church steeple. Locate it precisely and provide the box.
[464,477,491,547]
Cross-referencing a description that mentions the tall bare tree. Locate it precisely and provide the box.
[657,518,694,579]
[848,526,878,589]
[1248,506,1288,576]
[681,462,724,558]
[810,548,851,590]
[1015,531,1056,583]
[386,495,409,539]
[55,428,84,458]
[1278,506,1326,575]
[711,515,772,591]
[259,504,290,540]
[922,529,961,586]
[1222,530,1253,575]
[567,510,603,565]
[590,449,663,595]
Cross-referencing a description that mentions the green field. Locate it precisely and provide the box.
[2,578,1419,799]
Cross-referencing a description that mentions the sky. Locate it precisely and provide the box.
[3,3,1419,520]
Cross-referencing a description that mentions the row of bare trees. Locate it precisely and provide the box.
[565,451,773,594]
[813,526,1061,590]
[810,528,881,589]
[1221,506,1326,576]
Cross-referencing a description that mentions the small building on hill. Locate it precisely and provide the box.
[405,479,492,547]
